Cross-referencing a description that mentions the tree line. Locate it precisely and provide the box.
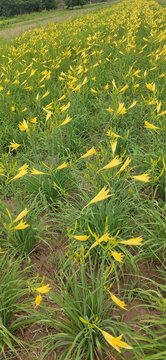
[0,0,57,17]
[0,0,90,16]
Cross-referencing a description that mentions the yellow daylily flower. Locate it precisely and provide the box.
[146,83,155,92]
[45,102,53,110]
[73,84,82,91]
[107,130,121,138]
[82,76,88,86]
[100,157,121,171]
[9,140,21,152]
[88,233,110,252]
[110,292,127,310]
[117,103,127,115]
[35,294,42,308]
[119,84,128,93]
[36,284,51,293]
[13,219,29,230]
[41,90,50,99]
[144,121,160,130]
[80,148,96,159]
[18,163,29,171]
[156,102,161,113]
[21,107,28,112]
[112,79,117,88]
[11,169,28,181]
[104,84,109,90]
[60,102,71,112]
[30,69,37,77]
[111,140,117,155]
[118,157,131,173]
[83,186,113,209]
[111,251,123,263]
[31,168,46,175]
[32,117,37,123]
[60,72,66,77]
[101,331,133,353]
[6,208,12,222]
[128,100,137,109]
[79,317,89,324]
[79,318,132,353]
[157,110,166,117]
[45,111,52,122]
[14,208,28,223]
[56,162,68,170]
[73,235,90,241]
[132,174,150,182]
[120,236,143,245]
[107,106,114,113]
[133,69,141,77]
[60,116,72,126]
[58,94,66,101]
[53,181,62,191]
[36,93,39,102]
[90,88,97,94]
[19,120,28,131]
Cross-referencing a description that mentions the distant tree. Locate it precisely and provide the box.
[0,0,15,16]
[24,0,42,13]
[42,0,57,10]
[65,0,88,9]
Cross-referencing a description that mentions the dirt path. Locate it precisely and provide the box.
[0,3,112,41]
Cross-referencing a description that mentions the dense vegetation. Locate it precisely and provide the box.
[0,0,166,358]
[0,0,57,17]
[65,0,88,10]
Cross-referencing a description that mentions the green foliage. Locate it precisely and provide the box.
[42,0,57,10]
[24,165,75,204]
[39,257,125,359]
[125,262,166,359]
[0,0,57,17]
[0,199,47,256]
[0,254,30,358]
[65,0,88,10]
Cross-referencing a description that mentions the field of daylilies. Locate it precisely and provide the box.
[0,0,166,358]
